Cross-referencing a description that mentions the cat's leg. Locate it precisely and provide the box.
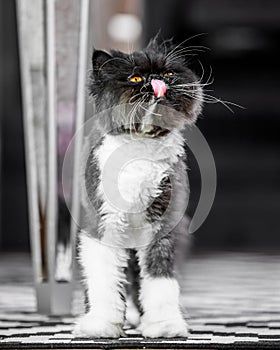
[74,232,128,338]
[137,238,188,338]
[125,294,141,328]
[125,250,141,327]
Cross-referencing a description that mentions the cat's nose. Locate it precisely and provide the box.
[151,79,167,98]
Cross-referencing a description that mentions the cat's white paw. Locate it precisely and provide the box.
[73,313,124,338]
[125,296,140,328]
[139,317,188,338]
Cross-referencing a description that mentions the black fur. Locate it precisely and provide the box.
[146,176,172,223]
[126,250,143,315]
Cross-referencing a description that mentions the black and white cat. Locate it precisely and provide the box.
[75,37,203,338]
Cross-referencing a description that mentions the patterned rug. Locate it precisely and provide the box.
[0,252,280,349]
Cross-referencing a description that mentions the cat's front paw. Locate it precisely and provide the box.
[125,296,140,328]
[73,313,124,338]
[139,317,188,338]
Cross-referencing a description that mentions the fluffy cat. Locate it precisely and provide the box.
[75,36,203,338]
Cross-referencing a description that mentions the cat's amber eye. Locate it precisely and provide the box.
[164,71,173,77]
[129,75,143,83]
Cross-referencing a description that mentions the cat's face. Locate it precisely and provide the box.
[90,37,203,136]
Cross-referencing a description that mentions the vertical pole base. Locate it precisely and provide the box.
[35,282,74,315]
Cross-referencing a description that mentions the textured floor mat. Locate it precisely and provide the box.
[0,252,279,348]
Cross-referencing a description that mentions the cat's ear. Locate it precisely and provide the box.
[92,49,112,73]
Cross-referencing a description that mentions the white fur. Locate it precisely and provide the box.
[125,295,140,328]
[74,313,124,338]
[139,276,188,338]
[77,129,187,336]
[75,232,127,337]
[191,85,203,119]
[97,131,184,208]
[96,131,184,248]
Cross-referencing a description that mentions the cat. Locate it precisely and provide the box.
[74,36,203,338]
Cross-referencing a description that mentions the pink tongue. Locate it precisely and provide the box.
[151,79,167,98]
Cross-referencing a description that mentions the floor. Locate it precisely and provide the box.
[0,252,280,349]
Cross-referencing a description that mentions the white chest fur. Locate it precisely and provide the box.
[96,131,184,213]
[95,131,184,247]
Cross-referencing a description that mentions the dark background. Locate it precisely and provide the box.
[143,0,280,251]
[1,0,279,252]
[1,0,29,251]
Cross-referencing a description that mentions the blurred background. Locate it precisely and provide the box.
[1,0,279,253]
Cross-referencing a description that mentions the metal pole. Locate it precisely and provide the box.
[45,0,57,283]
[16,0,43,283]
[69,0,90,278]
[17,0,91,315]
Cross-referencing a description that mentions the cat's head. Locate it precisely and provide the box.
[90,36,203,136]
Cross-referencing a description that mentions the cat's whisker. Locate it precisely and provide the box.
[140,83,154,95]
[167,33,206,54]
[205,65,213,86]
[177,88,243,113]
[166,50,204,65]
[196,58,207,86]
[167,47,207,61]
[129,92,145,104]
[166,48,208,66]
[195,59,214,88]
[139,104,162,117]
[173,87,203,97]
[204,94,244,113]
[174,81,211,88]
[131,111,137,136]
[198,59,212,86]
[165,46,208,68]
[129,90,151,105]
[127,96,150,138]
[128,102,139,137]
[165,34,209,59]
[166,53,199,65]
[172,63,214,92]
